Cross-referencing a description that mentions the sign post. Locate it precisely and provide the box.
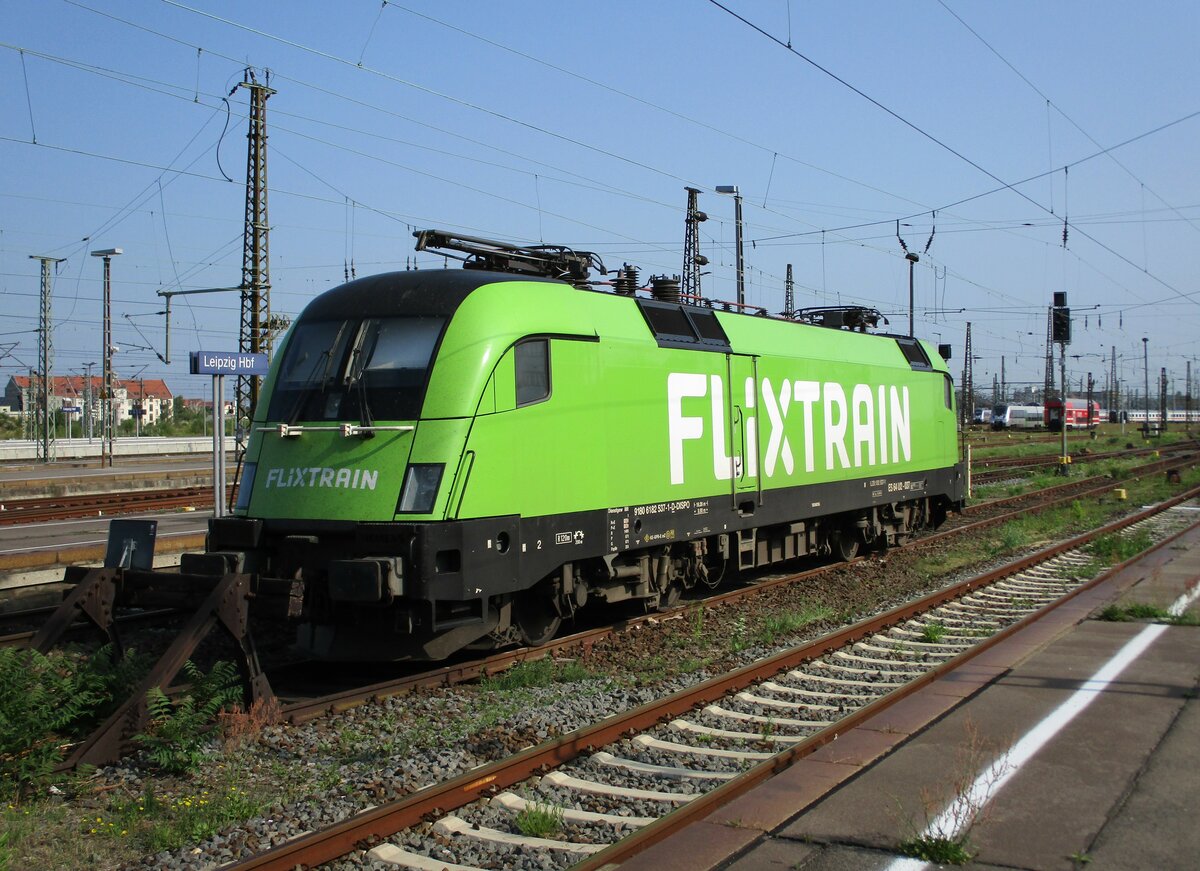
[63,405,80,441]
[190,351,269,517]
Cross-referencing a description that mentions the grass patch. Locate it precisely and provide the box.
[756,606,834,645]
[514,798,564,838]
[1087,529,1153,565]
[898,834,974,864]
[92,780,262,854]
[919,464,1200,591]
[1097,603,1198,625]
[920,622,946,643]
[481,657,594,691]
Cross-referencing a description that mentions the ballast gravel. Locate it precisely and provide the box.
[80,497,1198,870]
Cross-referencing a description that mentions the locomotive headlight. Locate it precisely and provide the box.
[234,462,256,511]
[397,463,444,514]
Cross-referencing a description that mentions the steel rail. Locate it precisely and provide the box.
[0,486,226,525]
[274,450,1195,725]
[574,486,1200,870]
[224,483,1200,871]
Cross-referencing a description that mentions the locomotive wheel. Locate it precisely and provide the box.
[831,527,860,562]
[513,587,562,647]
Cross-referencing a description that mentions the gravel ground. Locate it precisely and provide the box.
[6,480,1196,871]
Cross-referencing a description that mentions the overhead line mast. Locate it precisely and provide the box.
[235,69,275,444]
[31,255,64,463]
[682,187,707,299]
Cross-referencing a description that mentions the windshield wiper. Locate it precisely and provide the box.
[285,323,348,426]
[344,322,381,438]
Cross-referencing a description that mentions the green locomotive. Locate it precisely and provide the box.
[196,231,965,659]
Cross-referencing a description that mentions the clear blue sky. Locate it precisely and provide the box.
[2,1,1197,402]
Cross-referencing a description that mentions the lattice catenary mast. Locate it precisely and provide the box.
[784,263,795,318]
[682,187,708,299]
[31,255,64,462]
[235,71,275,442]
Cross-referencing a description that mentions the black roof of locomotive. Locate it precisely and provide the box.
[298,269,563,321]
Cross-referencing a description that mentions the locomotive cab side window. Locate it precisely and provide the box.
[895,337,933,371]
[944,373,954,410]
[515,339,550,406]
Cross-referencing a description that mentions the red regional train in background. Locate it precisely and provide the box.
[1044,398,1101,431]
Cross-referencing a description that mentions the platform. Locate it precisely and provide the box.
[621,519,1200,871]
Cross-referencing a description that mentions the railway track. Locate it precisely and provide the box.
[13,451,1195,724]
[226,488,1200,871]
[11,455,1196,869]
[262,449,1196,728]
[0,485,227,524]
[969,440,1191,479]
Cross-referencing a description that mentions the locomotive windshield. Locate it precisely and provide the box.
[267,316,445,422]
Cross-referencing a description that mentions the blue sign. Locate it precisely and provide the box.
[190,351,269,376]
[62,406,81,413]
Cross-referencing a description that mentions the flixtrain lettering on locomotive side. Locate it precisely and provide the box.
[666,375,915,484]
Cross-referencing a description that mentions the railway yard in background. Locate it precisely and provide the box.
[0,426,1197,870]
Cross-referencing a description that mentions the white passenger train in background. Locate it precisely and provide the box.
[990,404,1044,430]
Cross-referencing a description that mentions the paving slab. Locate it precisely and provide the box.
[614,819,761,871]
[779,621,1200,870]
[1085,688,1200,870]
[702,758,854,833]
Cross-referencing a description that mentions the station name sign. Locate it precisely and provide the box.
[189,351,269,376]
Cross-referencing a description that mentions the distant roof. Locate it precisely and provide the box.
[9,375,172,399]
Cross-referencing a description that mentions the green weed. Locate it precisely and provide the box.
[481,657,594,691]
[514,798,563,838]
[730,615,749,653]
[1097,603,1198,625]
[756,606,834,645]
[898,835,974,864]
[1088,530,1153,564]
[135,661,242,775]
[92,780,261,854]
[0,645,148,800]
[920,622,946,643]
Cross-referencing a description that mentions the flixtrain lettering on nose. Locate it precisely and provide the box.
[667,374,911,486]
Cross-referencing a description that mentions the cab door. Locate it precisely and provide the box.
[726,354,760,506]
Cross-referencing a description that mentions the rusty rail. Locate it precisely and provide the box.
[225,483,1200,871]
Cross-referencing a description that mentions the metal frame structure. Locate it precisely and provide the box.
[235,72,275,444]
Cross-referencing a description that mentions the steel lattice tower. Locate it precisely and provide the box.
[784,263,795,318]
[235,72,275,442]
[1110,347,1119,419]
[31,256,64,462]
[961,322,973,426]
[1043,307,1056,402]
[682,187,707,299]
